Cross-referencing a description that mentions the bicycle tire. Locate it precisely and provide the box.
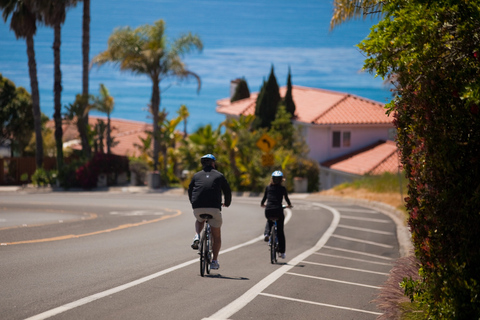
[270,224,277,264]
[200,230,207,277]
[205,226,212,274]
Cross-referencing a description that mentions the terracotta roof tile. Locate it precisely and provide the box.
[322,140,401,175]
[216,85,391,125]
[48,116,152,157]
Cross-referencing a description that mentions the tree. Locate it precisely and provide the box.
[177,104,189,139]
[91,84,114,154]
[284,67,296,118]
[359,1,480,318]
[92,19,203,176]
[253,66,281,129]
[0,0,44,168]
[42,0,78,171]
[81,0,90,158]
[230,78,250,103]
[0,74,35,156]
[330,0,383,30]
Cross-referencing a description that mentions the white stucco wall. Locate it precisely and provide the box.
[302,124,394,163]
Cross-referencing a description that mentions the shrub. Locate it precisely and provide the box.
[31,168,57,187]
[128,157,149,186]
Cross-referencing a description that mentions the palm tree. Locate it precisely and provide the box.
[177,104,189,139]
[0,0,44,168]
[330,0,383,30]
[81,0,90,158]
[92,19,203,173]
[91,84,114,154]
[42,0,78,171]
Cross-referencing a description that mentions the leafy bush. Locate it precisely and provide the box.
[31,168,57,187]
[360,0,480,317]
[129,157,149,186]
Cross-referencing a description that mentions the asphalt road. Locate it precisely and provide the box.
[0,190,401,320]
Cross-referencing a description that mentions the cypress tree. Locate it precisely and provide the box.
[254,65,281,129]
[284,67,296,118]
[230,78,250,102]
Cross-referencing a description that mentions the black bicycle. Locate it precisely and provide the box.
[269,218,279,264]
[199,214,213,277]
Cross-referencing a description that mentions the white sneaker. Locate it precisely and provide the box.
[279,253,286,259]
[191,234,200,250]
[210,260,220,270]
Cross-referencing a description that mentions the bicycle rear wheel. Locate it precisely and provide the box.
[200,231,207,277]
[205,228,212,274]
[270,225,277,264]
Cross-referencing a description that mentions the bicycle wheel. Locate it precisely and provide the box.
[205,227,212,274]
[270,224,277,264]
[200,231,207,277]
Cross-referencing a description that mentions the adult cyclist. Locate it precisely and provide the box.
[261,170,292,259]
[188,154,232,270]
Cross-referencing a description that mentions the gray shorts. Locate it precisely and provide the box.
[193,208,222,228]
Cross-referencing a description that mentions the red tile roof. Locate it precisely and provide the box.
[48,116,151,157]
[216,85,391,125]
[321,140,401,175]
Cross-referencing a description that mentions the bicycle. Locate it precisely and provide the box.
[267,205,292,264]
[269,218,279,264]
[199,213,213,277]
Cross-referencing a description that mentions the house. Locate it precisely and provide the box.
[49,116,152,157]
[216,84,400,190]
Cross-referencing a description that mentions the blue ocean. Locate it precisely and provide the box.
[0,0,389,133]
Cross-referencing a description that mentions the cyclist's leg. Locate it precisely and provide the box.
[211,226,221,261]
[195,219,205,235]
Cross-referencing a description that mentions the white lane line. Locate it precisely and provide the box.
[205,203,340,320]
[312,252,392,266]
[341,215,390,223]
[331,234,394,248]
[24,209,293,320]
[302,261,389,276]
[337,224,394,235]
[258,293,382,315]
[323,245,394,261]
[335,208,379,214]
[285,272,381,289]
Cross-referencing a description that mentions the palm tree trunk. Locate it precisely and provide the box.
[26,34,44,169]
[107,112,111,154]
[53,23,64,171]
[151,77,160,173]
[82,0,91,158]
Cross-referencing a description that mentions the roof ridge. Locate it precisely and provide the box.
[311,94,350,124]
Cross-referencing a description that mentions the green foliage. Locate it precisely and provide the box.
[284,67,296,118]
[230,78,250,102]
[128,157,149,186]
[360,1,480,318]
[0,73,34,156]
[253,65,281,129]
[343,172,408,194]
[31,168,57,187]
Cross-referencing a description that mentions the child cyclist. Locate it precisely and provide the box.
[261,171,292,259]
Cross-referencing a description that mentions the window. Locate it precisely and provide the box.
[343,132,351,147]
[332,131,351,148]
[332,131,341,147]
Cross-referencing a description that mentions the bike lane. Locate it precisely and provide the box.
[204,198,405,320]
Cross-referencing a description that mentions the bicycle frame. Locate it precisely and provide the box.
[199,214,213,277]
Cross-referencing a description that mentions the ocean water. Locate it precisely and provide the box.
[0,0,389,133]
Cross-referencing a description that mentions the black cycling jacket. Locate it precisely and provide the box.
[261,184,291,210]
[188,166,232,210]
